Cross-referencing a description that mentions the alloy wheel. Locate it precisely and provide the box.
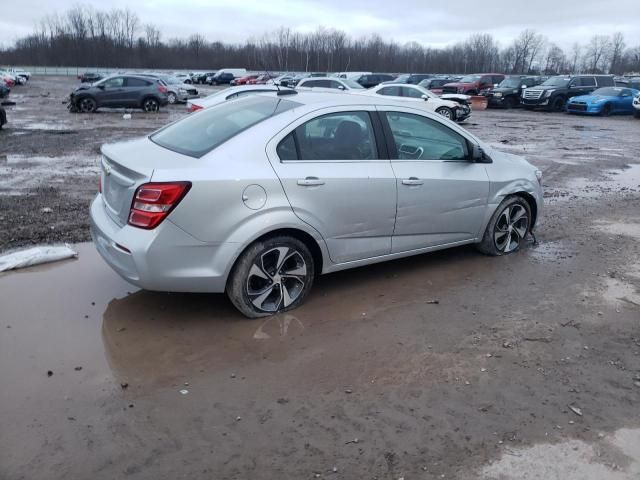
[79,98,96,113]
[437,107,452,119]
[493,204,529,253]
[143,99,159,112]
[246,247,307,313]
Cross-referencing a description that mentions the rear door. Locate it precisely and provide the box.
[123,77,150,106]
[379,107,490,253]
[266,107,397,264]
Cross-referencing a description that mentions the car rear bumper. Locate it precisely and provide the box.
[90,195,235,293]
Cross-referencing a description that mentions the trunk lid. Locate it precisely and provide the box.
[100,137,192,226]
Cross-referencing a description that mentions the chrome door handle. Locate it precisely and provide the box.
[402,177,424,186]
[297,177,325,186]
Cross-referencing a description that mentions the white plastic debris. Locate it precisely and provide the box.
[123,113,132,119]
[179,389,189,395]
[0,244,78,272]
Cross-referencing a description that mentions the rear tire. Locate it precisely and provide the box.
[142,97,160,112]
[600,104,611,117]
[227,236,315,318]
[476,196,532,256]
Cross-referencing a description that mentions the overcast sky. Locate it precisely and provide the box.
[1,0,638,50]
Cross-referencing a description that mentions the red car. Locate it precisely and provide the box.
[1,76,15,88]
[442,73,505,95]
[247,74,274,85]
[231,74,259,86]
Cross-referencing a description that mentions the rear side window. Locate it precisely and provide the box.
[126,78,150,87]
[378,86,401,96]
[401,87,424,98]
[596,76,614,87]
[151,96,299,158]
[103,77,124,88]
[278,111,378,161]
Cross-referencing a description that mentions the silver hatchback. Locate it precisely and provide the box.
[90,91,543,317]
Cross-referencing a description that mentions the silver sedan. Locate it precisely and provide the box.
[90,91,543,317]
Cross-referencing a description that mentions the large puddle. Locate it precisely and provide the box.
[480,428,640,479]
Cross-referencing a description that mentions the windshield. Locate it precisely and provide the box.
[592,87,621,96]
[394,74,410,82]
[459,75,481,83]
[542,77,570,87]
[151,96,300,158]
[343,79,364,89]
[499,78,522,88]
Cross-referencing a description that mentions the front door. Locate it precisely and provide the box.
[379,108,490,253]
[99,77,126,106]
[267,108,397,264]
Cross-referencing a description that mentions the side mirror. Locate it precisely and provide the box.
[493,83,499,88]
[337,85,346,90]
[471,144,492,163]
[421,94,429,101]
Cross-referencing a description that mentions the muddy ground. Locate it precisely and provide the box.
[1,77,639,479]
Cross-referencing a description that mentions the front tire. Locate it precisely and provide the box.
[551,96,565,112]
[504,96,516,109]
[600,104,611,117]
[167,92,177,104]
[227,236,315,318]
[78,96,97,113]
[436,107,453,120]
[477,196,532,256]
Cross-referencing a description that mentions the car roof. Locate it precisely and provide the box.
[254,89,429,108]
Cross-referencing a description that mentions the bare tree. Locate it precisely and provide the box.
[609,32,625,74]
[585,35,611,73]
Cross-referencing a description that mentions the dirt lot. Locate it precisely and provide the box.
[1,77,639,480]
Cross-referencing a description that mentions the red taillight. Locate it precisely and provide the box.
[128,182,191,230]
[187,103,203,113]
[158,85,168,94]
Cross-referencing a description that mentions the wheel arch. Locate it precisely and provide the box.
[511,191,538,230]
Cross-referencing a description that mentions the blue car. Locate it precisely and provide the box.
[566,87,640,116]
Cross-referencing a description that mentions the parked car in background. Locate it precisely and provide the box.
[296,77,365,91]
[614,77,640,90]
[483,76,542,109]
[0,72,15,88]
[359,83,471,121]
[0,83,10,98]
[442,74,505,95]
[69,74,169,113]
[0,106,6,129]
[186,85,287,112]
[6,68,30,82]
[208,72,235,85]
[90,90,542,318]
[355,73,396,88]
[566,87,639,116]
[634,92,640,118]
[247,74,275,85]
[386,74,434,85]
[136,74,199,104]
[172,73,193,84]
[231,74,259,86]
[336,71,372,80]
[78,72,104,83]
[521,75,615,111]
[269,74,296,87]
[193,72,216,84]
[418,77,457,95]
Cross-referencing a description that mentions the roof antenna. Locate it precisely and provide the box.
[259,59,296,96]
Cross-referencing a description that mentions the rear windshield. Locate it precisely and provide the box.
[151,96,300,158]
[460,75,481,83]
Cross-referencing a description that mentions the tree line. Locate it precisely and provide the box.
[1,6,639,75]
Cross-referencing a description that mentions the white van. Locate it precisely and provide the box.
[337,71,371,80]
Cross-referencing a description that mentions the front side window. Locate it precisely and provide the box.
[401,87,424,99]
[579,77,596,87]
[103,77,124,88]
[280,111,378,161]
[385,112,468,161]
